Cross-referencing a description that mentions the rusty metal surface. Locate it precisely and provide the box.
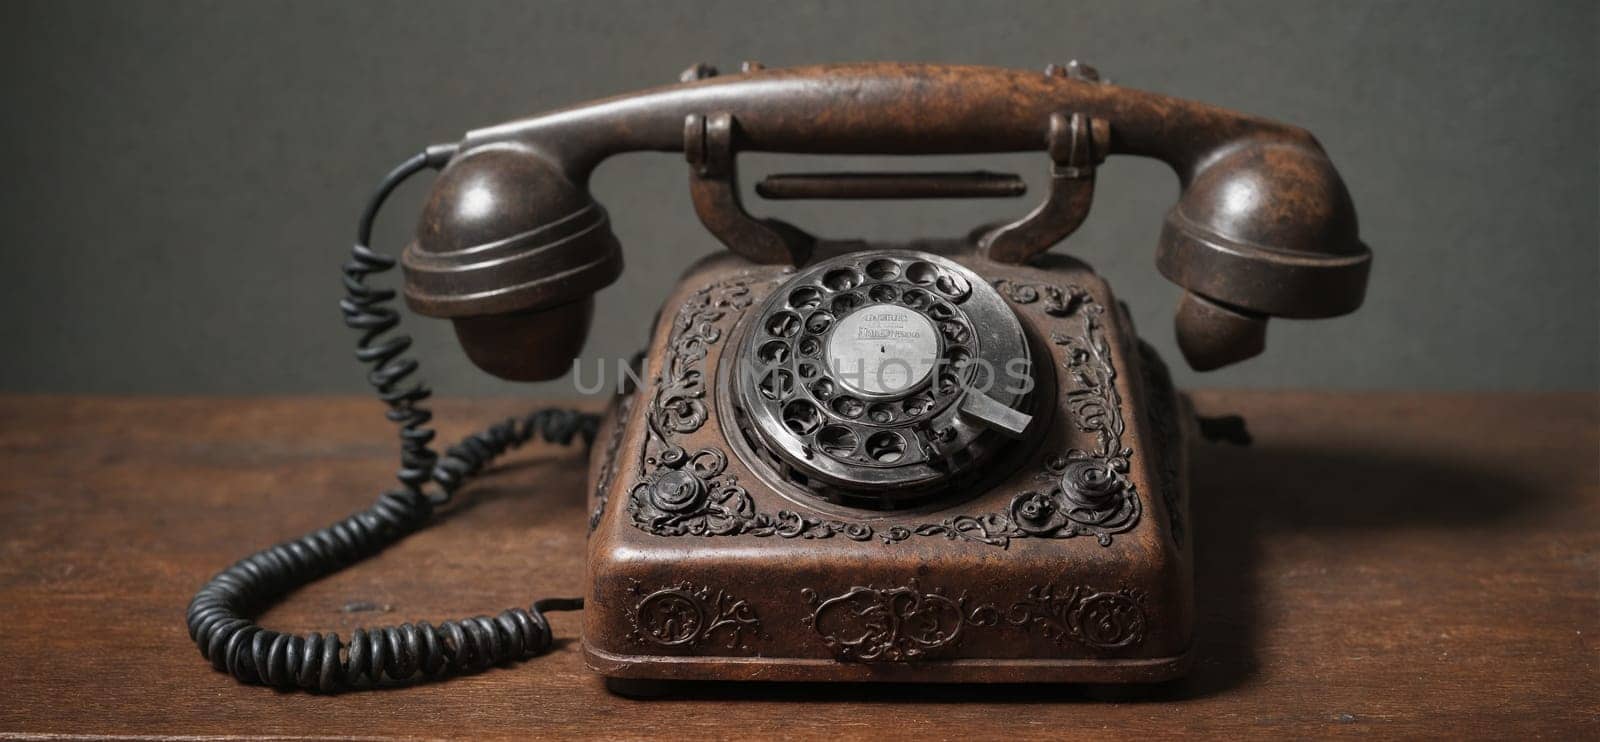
[390,62,1370,685]
[980,112,1109,264]
[400,62,1369,381]
[685,111,813,266]
[584,241,1195,683]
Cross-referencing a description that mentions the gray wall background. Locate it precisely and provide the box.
[1,0,1595,396]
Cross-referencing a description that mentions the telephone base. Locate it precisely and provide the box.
[582,244,1195,690]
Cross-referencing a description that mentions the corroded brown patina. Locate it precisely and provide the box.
[397,62,1370,688]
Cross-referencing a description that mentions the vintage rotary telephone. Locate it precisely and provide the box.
[188,63,1369,692]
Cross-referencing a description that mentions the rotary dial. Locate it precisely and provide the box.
[730,250,1035,506]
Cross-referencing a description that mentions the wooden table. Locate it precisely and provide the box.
[0,392,1594,739]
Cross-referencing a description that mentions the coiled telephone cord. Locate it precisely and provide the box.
[185,149,597,692]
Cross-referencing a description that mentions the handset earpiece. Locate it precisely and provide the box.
[1159,140,1369,370]
[400,144,622,380]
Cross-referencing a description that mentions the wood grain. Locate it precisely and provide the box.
[0,392,1594,739]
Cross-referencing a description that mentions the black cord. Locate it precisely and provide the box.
[185,149,597,692]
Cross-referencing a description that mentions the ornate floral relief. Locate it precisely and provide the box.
[990,279,1085,317]
[802,579,1148,661]
[647,279,755,440]
[629,445,754,536]
[994,583,1147,650]
[626,276,1140,549]
[893,280,1141,547]
[625,579,763,652]
[627,443,880,540]
[801,579,982,661]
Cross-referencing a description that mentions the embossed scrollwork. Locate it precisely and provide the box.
[1074,590,1147,649]
[993,278,1086,317]
[1003,583,1147,650]
[648,280,754,438]
[800,580,1148,658]
[1010,490,1069,535]
[625,580,763,652]
[628,276,1140,549]
[802,579,972,661]
[628,445,755,536]
[898,283,1141,547]
[744,510,876,541]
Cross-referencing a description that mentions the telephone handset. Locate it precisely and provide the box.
[189,63,1369,692]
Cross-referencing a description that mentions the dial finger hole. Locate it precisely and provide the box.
[788,286,823,310]
[758,340,791,365]
[797,360,821,379]
[864,431,907,463]
[866,403,895,424]
[810,378,835,399]
[816,426,859,458]
[934,272,971,301]
[831,292,863,315]
[822,268,863,292]
[805,312,834,334]
[901,392,935,417]
[865,259,901,281]
[782,400,821,435]
[927,302,956,320]
[900,288,932,310]
[765,310,801,338]
[939,320,971,344]
[905,261,938,285]
[757,369,794,400]
[867,284,899,303]
[830,395,864,418]
[798,336,821,356]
